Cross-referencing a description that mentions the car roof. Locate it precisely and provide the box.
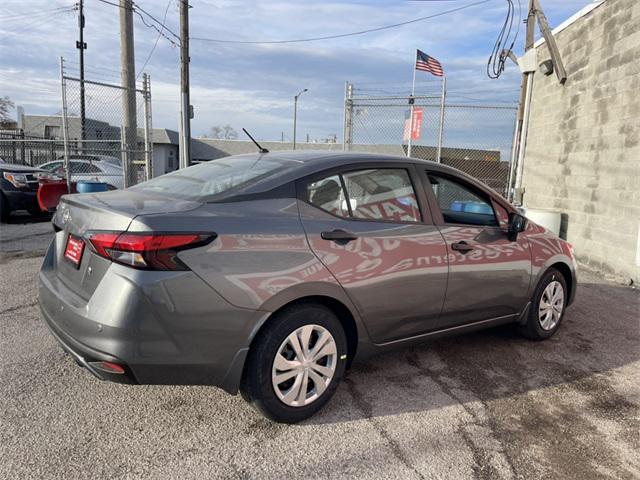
[222,150,460,172]
[224,150,481,190]
[44,158,122,168]
[0,163,46,172]
[198,150,509,206]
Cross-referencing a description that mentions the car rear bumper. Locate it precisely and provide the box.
[41,303,138,384]
[38,237,264,394]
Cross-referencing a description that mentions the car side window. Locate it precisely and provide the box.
[306,174,350,218]
[428,173,498,227]
[342,169,421,223]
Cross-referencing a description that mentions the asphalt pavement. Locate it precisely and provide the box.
[1,216,638,479]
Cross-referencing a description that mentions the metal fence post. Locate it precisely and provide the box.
[19,129,25,165]
[436,77,446,163]
[142,73,153,180]
[59,57,72,193]
[343,82,353,151]
[120,124,129,186]
[342,81,348,151]
[12,131,16,164]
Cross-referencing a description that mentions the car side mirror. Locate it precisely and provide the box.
[507,212,527,241]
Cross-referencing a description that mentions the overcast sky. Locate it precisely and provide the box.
[1,0,595,142]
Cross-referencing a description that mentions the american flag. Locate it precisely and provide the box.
[415,50,444,77]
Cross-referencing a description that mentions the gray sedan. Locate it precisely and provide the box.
[38,151,577,423]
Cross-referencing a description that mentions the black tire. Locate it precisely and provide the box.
[519,268,568,341]
[241,303,348,423]
[0,193,10,223]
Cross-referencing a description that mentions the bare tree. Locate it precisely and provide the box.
[207,125,223,139]
[222,125,238,140]
[0,96,15,127]
[205,125,238,140]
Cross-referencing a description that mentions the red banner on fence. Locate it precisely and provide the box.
[403,107,423,142]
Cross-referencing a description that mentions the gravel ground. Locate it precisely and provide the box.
[0,219,639,480]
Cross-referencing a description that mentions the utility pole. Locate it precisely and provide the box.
[533,0,567,84]
[119,0,137,187]
[511,0,567,204]
[517,0,536,141]
[179,0,191,169]
[511,0,536,204]
[77,0,87,143]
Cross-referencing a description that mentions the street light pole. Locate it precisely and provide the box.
[292,88,307,150]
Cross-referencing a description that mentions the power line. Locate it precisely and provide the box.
[0,8,77,37]
[0,5,77,21]
[136,0,173,78]
[191,0,490,45]
[92,0,180,46]
[133,2,180,41]
[487,0,521,79]
[93,0,122,8]
[133,8,180,47]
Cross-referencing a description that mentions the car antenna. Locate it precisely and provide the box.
[242,128,269,153]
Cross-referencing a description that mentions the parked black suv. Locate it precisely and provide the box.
[0,163,46,222]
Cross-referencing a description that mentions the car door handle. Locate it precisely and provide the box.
[451,241,474,253]
[321,229,358,242]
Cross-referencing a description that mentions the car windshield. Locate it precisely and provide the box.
[40,162,62,172]
[131,155,295,201]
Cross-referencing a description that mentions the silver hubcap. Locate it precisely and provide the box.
[272,324,337,407]
[539,280,564,331]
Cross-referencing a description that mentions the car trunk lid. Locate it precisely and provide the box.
[52,190,202,300]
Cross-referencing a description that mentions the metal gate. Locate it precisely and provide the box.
[59,57,153,189]
[343,82,518,196]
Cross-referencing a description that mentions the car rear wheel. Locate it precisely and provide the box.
[241,303,348,423]
[0,193,10,223]
[519,268,567,340]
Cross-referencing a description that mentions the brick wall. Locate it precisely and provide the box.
[522,0,640,284]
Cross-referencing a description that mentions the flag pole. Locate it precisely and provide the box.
[407,51,417,157]
[436,75,446,163]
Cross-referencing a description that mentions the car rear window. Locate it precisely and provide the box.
[131,155,294,201]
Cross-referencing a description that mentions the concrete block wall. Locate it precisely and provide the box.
[522,0,640,284]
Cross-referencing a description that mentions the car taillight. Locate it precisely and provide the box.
[86,231,216,270]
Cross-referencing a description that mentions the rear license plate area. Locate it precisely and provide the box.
[64,234,85,268]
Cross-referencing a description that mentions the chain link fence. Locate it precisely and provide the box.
[61,58,153,187]
[343,82,518,195]
[0,59,152,190]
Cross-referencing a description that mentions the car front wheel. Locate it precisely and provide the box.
[520,267,568,340]
[241,303,348,423]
